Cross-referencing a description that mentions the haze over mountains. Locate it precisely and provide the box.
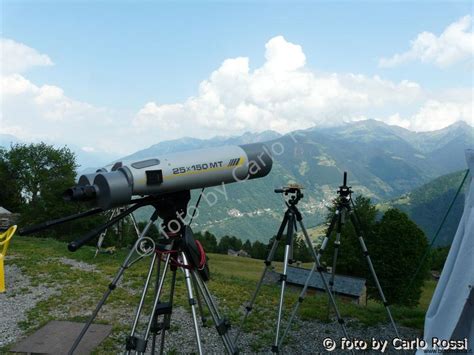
[124,119,473,242]
[0,134,117,170]
[381,170,469,247]
[2,120,471,242]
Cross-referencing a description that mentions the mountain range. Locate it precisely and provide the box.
[2,120,472,242]
[126,119,473,242]
[380,169,470,246]
[0,134,117,169]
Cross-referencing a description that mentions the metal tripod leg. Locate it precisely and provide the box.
[329,209,344,294]
[278,218,353,354]
[349,211,400,339]
[68,215,157,355]
[192,270,236,354]
[316,211,339,260]
[273,210,295,353]
[142,254,171,344]
[95,209,117,257]
[158,267,177,355]
[234,211,289,345]
[192,274,207,325]
[126,252,158,354]
[129,212,141,238]
[150,253,164,355]
[181,252,203,355]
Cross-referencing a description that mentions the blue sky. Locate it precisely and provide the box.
[1,1,472,160]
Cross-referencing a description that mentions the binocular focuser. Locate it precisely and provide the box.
[64,143,273,210]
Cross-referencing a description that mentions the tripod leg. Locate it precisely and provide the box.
[151,253,164,355]
[317,211,339,260]
[329,209,344,294]
[273,211,295,353]
[234,212,288,345]
[181,252,204,355]
[158,267,177,355]
[289,219,296,264]
[192,274,207,325]
[126,252,158,354]
[143,254,171,341]
[278,206,339,346]
[95,210,115,257]
[192,270,236,354]
[68,214,158,355]
[349,212,401,338]
[130,212,141,238]
[280,219,354,354]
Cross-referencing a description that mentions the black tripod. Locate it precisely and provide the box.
[315,172,401,338]
[19,191,237,354]
[234,186,351,354]
[68,191,237,355]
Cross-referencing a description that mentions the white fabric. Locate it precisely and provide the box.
[417,149,474,353]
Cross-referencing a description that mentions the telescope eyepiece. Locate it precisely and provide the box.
[63,185,97,202]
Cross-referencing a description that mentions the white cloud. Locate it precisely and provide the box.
[379,15,474,68]
[1,38,53,74]
[264,35,306,72]
[0,73,128,154]
[1,36,472,161]
[133,36,429,138]
[409,99,472,131]
[81,146,96,153]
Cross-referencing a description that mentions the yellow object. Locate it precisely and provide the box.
[0,225,17,293]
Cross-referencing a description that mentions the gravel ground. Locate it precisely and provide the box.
[0,265,61,347]
[106,307,420,354]
[56,257,99,273]
[171,312,417,354]
[0,259,421,354]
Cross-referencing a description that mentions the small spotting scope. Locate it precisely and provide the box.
[64,143,273,210]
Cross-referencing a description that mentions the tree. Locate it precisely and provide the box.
[251,240,267,259]
[195,231,218,253]
[217,235,242,253]
[242,239,252,253]
[0,143,99,240]
[321,195,377,277]
[430,246,450,272]
[0,147,22,211]
[372,208,429,306]
[264,236,285,261]
[293,237,312,262]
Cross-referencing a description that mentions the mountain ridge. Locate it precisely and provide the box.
[379,169,470,246]
[2,120,472,242]
[129,120,472,241]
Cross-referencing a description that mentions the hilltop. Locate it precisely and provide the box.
[379,169,470,246]
[129,120,473,241]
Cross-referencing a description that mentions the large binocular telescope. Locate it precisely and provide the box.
[65,143,273,210]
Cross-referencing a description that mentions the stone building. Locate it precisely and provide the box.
[0,207,19,231]
[265,265,367,305]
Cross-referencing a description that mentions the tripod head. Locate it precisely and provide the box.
[337,172,353,204]
[275,184,304,206]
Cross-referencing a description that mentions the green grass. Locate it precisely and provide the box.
[1,236,435,353]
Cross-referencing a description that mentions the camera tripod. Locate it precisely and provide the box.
[64,191,237,355]
[314,172,401,338]
[95,206,141,257]
[234,185,352,354]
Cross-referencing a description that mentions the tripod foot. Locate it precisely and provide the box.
[125,335,148,352]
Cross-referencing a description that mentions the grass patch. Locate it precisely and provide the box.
[3,236,435,352]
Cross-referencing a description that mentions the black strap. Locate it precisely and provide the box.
[189,188,205,225]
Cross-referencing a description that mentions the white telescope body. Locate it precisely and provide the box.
[66,143,272,210]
